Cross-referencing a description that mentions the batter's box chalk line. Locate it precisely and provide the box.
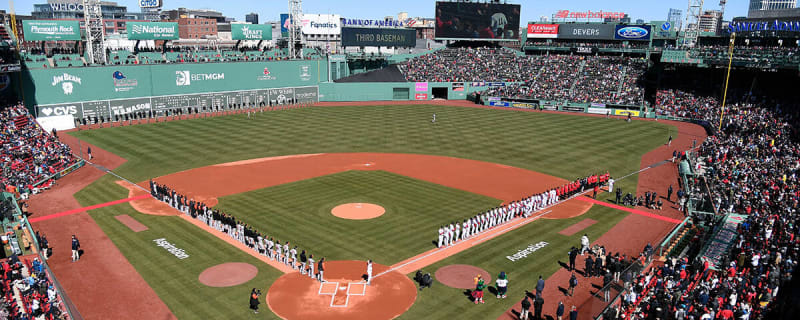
[317,281,368,308]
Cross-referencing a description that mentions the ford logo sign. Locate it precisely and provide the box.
[617,27,649,39]
[661,22,671,31]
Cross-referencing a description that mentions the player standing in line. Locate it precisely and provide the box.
[432,113,436,123]
[283,242,290,265]
[448,223,455,246]
[307,254,315,279]
[290,246,298,270]
[299,250,307,274]
[462,220,470,240]
[366,259,373,285]
[275,240,283,262]
[438,226,444,248]
[454,223,460,245]
[267,238,275,260]
[317,257,326,282]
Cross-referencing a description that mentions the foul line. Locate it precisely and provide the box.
[576,197,683,224]
[28,194,152,223]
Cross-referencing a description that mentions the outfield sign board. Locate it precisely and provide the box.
[527,24,559,38]
[232,24,273,40]
[22,20,81,41]
[138,0,162,8]
[341,27,416,47]
[614,25,651,41]
[127,22,179,40]
[557,24,615,40]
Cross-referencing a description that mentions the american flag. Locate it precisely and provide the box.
[405,18,417,27]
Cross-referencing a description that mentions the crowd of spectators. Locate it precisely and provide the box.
[525,41,650,50]
[0,255,68,319]
[1,104,78,196]
[689,45,800,67]
[602,90,799,319]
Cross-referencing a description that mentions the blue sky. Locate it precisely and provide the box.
[7,0,751,22]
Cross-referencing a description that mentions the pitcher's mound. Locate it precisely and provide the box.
[331,203,385,220]
[435,265,492,289]
[267,260,416,320]
[199,263,258,287]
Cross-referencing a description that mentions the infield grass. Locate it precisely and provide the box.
[69,105,674,319]
[214,170,502,265]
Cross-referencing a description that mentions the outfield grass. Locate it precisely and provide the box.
[69,105,673,319]
[214,170,502,265]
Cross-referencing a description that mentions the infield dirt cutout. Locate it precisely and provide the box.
[198,262,258,287]
[266,260,416,320]
[435,264,492,289]
[331,203,386,220]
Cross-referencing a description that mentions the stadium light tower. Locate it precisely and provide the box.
[83,0,107,64]
[683,0,704,47]
[288,0,304,59]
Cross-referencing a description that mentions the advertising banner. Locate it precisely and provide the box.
[614,25,652,41]
[341,27,416,47]
[302,14,341,35]
[232,24,273,40]
[415,82,428,92]
[557,23,615,40]
[452,82,465,92]
[341,18,408,28]
[415,93,428,100]
[435,2,521,41]
[527,24,559,38]
[489,101,510,107]
[138,0,162,8]
[127,22,179,40]
[571,47,597,54]
[280,14,290,37]
[22,20,81,41]
[652,21,676,39]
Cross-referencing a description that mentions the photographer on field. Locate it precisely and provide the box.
[249,288,261,314]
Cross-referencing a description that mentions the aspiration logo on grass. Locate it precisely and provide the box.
[153,238,189,259]
[506,241,549,262]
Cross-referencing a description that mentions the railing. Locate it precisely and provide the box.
[29,160,86,190]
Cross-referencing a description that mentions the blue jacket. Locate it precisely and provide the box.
[71,238,80,250]
[557,303,564,316]
[536,279,545,291]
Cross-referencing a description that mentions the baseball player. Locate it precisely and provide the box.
[438,226,444,248]
[366,259,373,285]
[283,242,290,265]
[289,246,298,269]
[267,238,275,259]
[275,240,282,262]
[299,250,307,274]
[462,220,470,240]
[454,223,460,244]
[448,223,455,246]
[307,254,315,279]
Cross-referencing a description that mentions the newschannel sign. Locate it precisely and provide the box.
[727,19,800,33]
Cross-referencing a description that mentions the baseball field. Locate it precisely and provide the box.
[40,103,686,319]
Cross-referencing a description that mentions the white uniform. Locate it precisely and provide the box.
[442,226,450,247]
[438,227,444,248]
[448,224,455,246]
[463,221,470,239]
[454,224,460,244]
[366,261,373,284]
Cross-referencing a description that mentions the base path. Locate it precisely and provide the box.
[266,260,416,320]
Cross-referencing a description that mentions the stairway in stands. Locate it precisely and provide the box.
[13,115,28,129]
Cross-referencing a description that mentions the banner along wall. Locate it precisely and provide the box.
[24,60,324,106]
[22,20,81,41]
[556,23,616,40]
[126,22,179,40]
[232,24,273,40]
[341,27,416,47]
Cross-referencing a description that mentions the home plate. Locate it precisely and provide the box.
[339,286,347,290]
